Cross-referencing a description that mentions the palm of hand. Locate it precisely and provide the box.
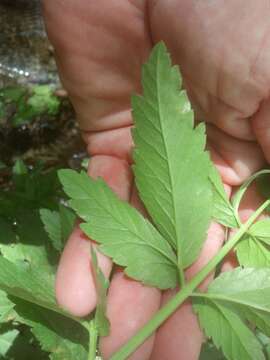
[43,1,270,358]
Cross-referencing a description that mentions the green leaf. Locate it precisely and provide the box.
[206,267,270,309]
[0,290,16,323]
[208,165,238,228]
[0,255,58,314]
[0,87,25,102]
[59,169,178,290]
[28,85,60,116]
[40,205,75,252]
[249,220,270,245]
[12,100,36,126]
[197,268,270,337]
[13,298,88,360]
[4,325,48,360]
[267,345,270,360]
[236,235,270,268]
[40,209,62,252]
[13,159,28,176]
[199,341,227,360]
[0,211,58,272]
[0,328,19,357]
[132,42,212,268]
[91,247,110,337]
[194,298,264,360]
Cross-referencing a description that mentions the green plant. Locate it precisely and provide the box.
[59,43,270,360]
[0,85,60,126]
[0,43,270,360]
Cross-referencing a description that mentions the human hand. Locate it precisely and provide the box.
[43,1,269,359]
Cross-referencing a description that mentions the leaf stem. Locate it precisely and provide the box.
[88,320,98,360]
[111,199,270,360]
[178,266,186,287]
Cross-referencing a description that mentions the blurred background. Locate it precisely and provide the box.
[0,3,89,358]
[0,0,86,181]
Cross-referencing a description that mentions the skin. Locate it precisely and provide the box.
[42,1,270,358]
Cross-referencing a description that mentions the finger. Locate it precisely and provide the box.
[82,126,134,164]
[185,88,265,186]
[42,0,151,131]
[149,0,266,122]
[55,155,133,317]
[184,79,256,141]
[100,271,161,360]
[207,124,265,186]
[150,221,225,360]
[252,98,270,164]
[100,186,161,360]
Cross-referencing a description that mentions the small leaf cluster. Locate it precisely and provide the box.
[0,85,60,127]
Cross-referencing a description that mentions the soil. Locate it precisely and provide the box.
[0,0,86,174]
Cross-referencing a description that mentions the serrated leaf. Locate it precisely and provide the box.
[249,220,270,245]
[12,298,88,360]
[199,341,226,360]
[91,247,110,337]
[0,211,58,272]
[59,169,178,290]
[40,205,75,252]
[40,209,62,251]
[236,235,270,268]
[0,290,16,323]
[194,298,264,360]
[196,268,270,338]
[0,255,63,317]
[206,267,270,310]
[5,325,48,360]
[0,328,19,357]
[209,165,238,228]
[132,42,212,268]
[0,255,89,358]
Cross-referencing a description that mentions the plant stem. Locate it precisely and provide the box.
[88,320,98,360]
[178,266,186,288]
[111,199,270,360]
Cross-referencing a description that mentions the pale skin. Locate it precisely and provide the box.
[42,1,270,359]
